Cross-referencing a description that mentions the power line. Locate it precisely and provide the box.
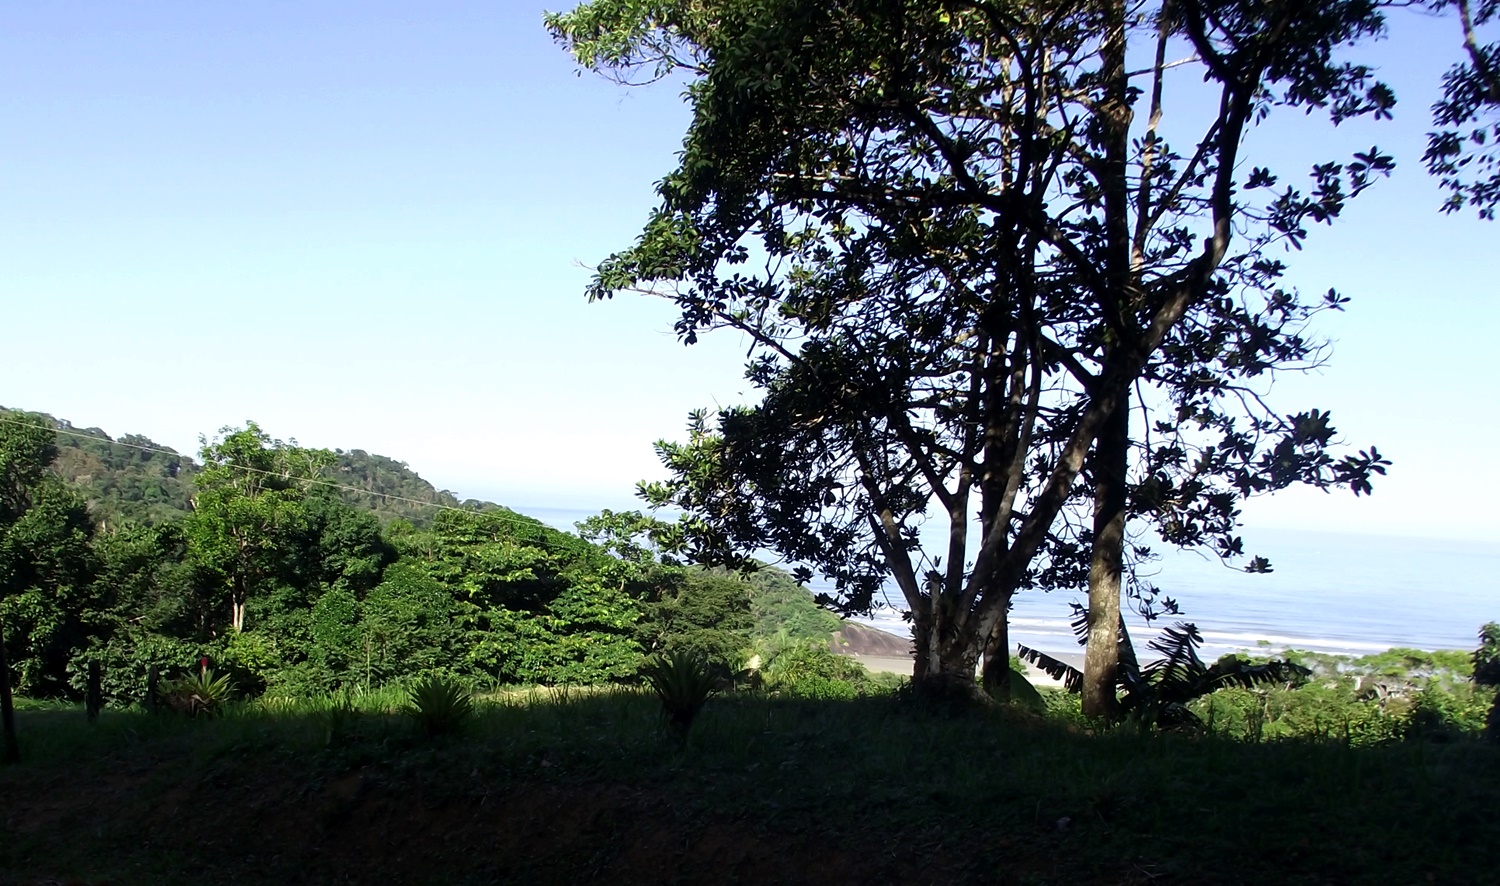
[0,413,590,540]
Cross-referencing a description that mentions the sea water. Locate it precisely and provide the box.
[524,506,1498,659]
[849,529,1500,660]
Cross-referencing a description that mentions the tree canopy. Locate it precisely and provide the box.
[548,0,1432,699]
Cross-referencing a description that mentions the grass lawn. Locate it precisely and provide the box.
[2,689,1496,884]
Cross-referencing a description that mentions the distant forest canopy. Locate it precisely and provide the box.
[0,407,864,704]
[0,406,498,528]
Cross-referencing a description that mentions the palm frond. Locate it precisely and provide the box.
[1199,657,1311,692]
[1068,602,1090,647]
[1064,603,1145,694]
[1017,644,1082,693]
[1143,623,1207,688]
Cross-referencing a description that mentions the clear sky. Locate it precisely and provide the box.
[2,3,1496,542]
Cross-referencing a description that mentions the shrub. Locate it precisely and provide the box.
[403,675,475,738]
[71,634,200,707]
[1406,681,1495,741]
[780,675,859,700]
[762,641,870,695]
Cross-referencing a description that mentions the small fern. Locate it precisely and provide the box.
[404,676,474,738]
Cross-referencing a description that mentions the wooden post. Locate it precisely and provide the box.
[0,617,19,763]
[86,660,102,723]
[146,665,159,715]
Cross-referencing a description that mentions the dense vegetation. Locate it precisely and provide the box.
[0,411,863,724]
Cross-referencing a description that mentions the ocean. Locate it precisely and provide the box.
[522,505,1499,660]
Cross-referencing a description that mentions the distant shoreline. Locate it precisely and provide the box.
[848,651,1085,689]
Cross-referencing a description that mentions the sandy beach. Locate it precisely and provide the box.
[850,650,1085,688]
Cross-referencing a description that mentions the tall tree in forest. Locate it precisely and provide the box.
[183,423,332,633]
[551,0,1394,701]
[0,414,66,761]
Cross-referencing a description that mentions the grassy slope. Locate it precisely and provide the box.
[3,692,1496,885]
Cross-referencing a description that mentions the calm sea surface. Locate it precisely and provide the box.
[523,506,1499,658]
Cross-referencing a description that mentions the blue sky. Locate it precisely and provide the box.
[2,2,1496,542]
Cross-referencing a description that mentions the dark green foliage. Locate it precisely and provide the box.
[551,0,1400,699]
[0,480,100,697]
[642,650,718,739]
[403,675,474,738]
[317,689,362,747]
[286,491,396,596]
[639,569,752,669]
[83,634,202,708]
[399,509,645,686]
[309,588,362,682]
[1,414,103,701]
[354,563,467,688]
[1407,681,1496,741]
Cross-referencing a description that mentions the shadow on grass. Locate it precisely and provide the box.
[2,690,1496,885]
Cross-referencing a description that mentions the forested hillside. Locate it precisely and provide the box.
[0,407,494,528]
[0,409,866,705]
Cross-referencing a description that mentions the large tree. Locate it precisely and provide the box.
[551,0,1400,701]
[183,423,332,633]
[0,413,98,759]
[0,414,56,761]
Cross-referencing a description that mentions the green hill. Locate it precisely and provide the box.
[0,407,496,527]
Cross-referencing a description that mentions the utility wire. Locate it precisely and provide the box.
[0,413,597,541]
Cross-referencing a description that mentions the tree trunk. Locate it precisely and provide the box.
[911,607,931,685]
[1083,403,1128,720]
[86,660,102,723]
[1084,0,1132,723]
[0,617,19,763]
[231,572,247,632]
[979,608,1012,699]
[912,613,991,705]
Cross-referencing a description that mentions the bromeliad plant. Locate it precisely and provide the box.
[403,675,475,738]
[161,669,235,718]
[1021,606,1309,730]
[642,651,718,742]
